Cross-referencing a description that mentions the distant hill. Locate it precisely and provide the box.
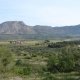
[0,21,80,40]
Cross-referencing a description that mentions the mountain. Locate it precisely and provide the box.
[0,21,80,40]
[33,25,80,38]
[0,21,35,34]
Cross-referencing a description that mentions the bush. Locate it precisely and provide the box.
[31,54,37,57]
[15,59,22,66]
[47,47,76,73]
[43,73,57,80]
[0,47,13,72]
[47,54,59,73]
[15,67,31,75]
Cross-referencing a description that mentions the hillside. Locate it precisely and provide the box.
[0,21,80,39]
[0,21,35,34]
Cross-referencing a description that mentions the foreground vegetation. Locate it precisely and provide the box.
[0,40,80,80]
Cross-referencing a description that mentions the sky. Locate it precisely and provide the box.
[0,0,80,27]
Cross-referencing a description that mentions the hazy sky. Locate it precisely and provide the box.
[0,0,80,26]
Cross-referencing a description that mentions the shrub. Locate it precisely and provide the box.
[47,54,59,73]
[15,67,31,75]
[43,73,57,80]
[0,47,13,72]
[15,59,22,66]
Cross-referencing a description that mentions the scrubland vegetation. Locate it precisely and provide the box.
[0,40,80,80]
